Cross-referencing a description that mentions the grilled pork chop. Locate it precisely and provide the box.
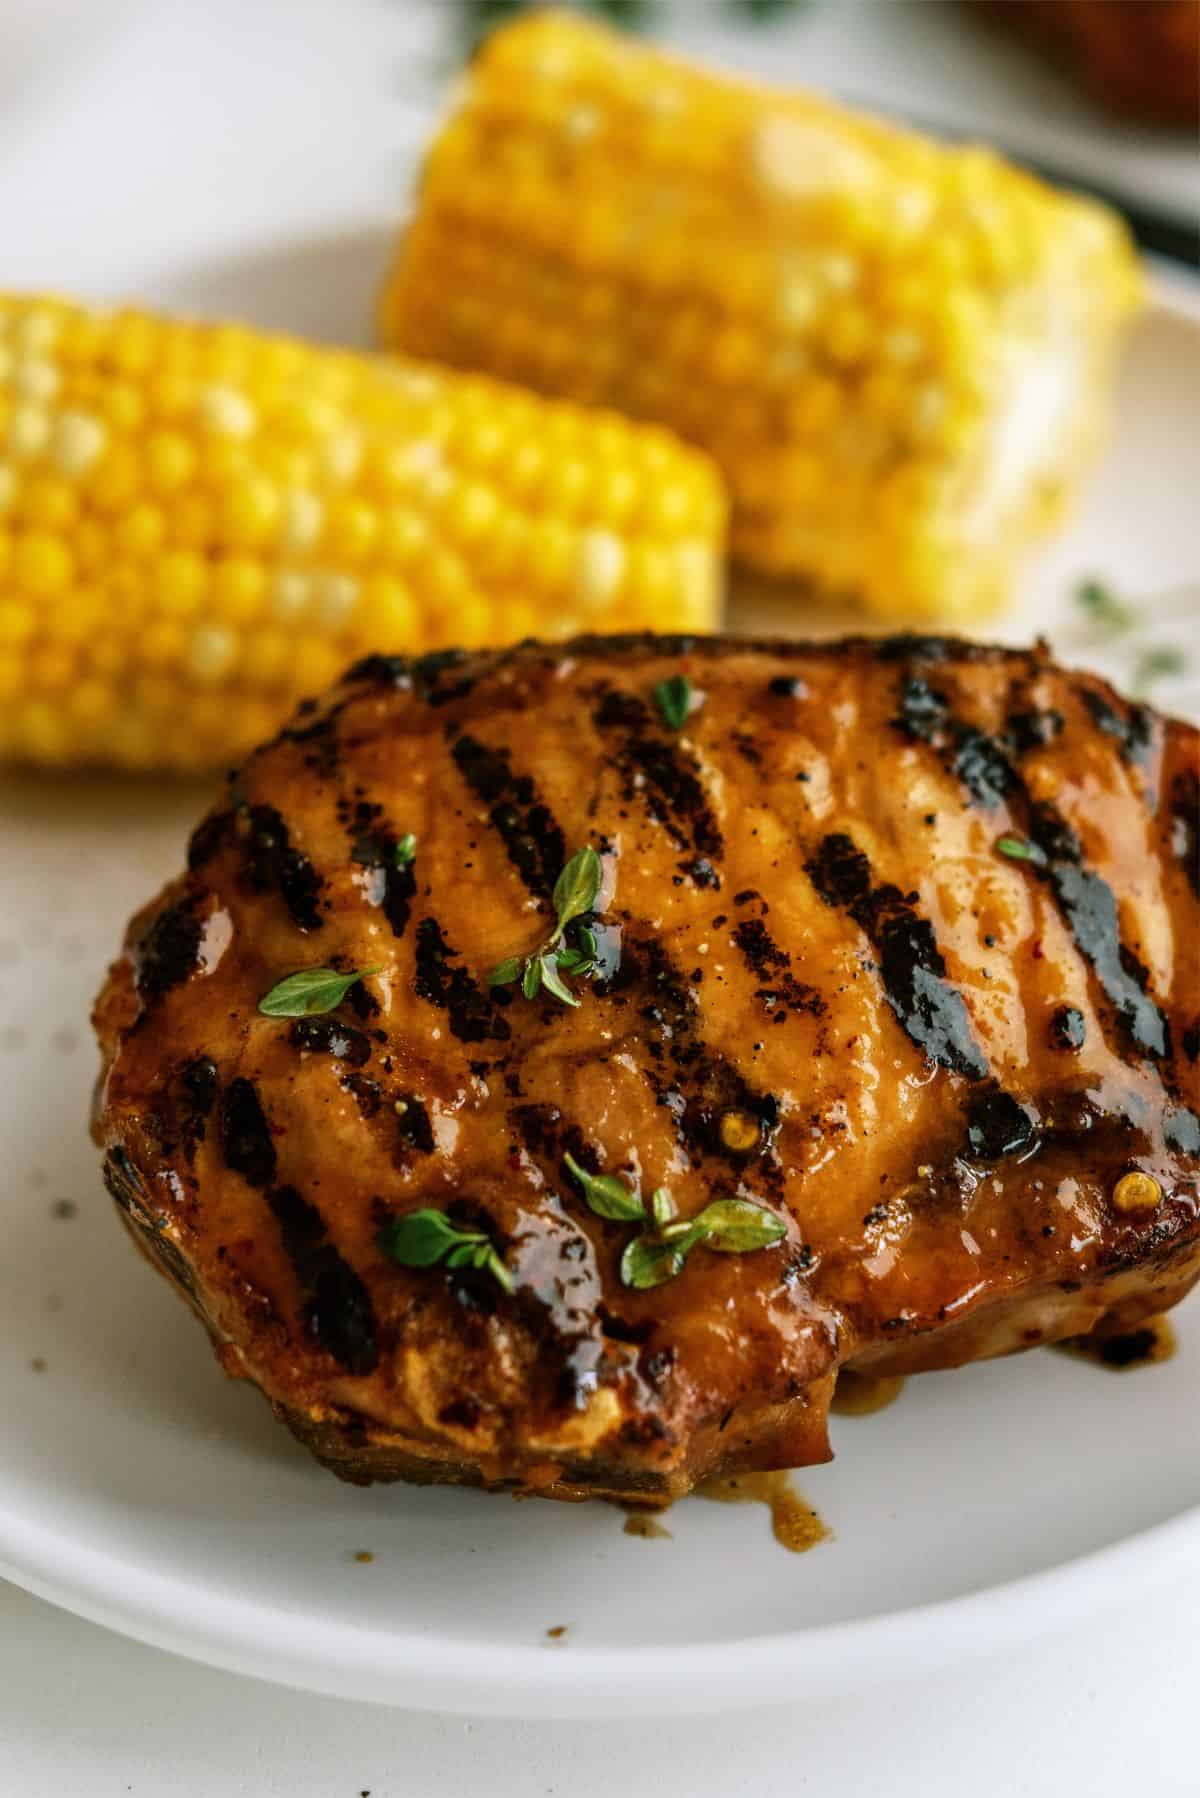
[91,634,1200,1503]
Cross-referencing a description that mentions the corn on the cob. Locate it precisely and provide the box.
[380,9,1141,623]
[0,293,725,770]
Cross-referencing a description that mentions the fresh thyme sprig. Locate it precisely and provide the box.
[258,965,381,1018]
[994,835,1047,868]
[454,0,817,52]
[1131,646,1188,697]
[1075,577,1137,634]
[564,1153,786,1289]
[654,673,694,730]
[489,846,608,1008]
[378,1208,513,1293]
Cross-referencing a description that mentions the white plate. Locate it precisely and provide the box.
[0,285,1197,1718]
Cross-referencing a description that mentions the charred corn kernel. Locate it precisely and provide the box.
[0,291,723,770]
[381,8,1141,622]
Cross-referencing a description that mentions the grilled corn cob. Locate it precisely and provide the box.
[380,9,1141,623]
[0,293,725,770]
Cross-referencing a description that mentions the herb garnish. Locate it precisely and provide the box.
[1132,645,1188,697]
[654,674,694,730]
[394,834,417,867]
[995,835,1047,867]
[258,965,381,1017]
[1075,577,1136,634]
[489,845,608,1007]
[378,1208,513,1293]
[564,1155,785,1289]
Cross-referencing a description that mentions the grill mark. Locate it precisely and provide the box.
[342,651,414,689]
[413,648,477,707]
[892,676,1014,806]
[1024,807,1170,1060]
[287,1018,372,1066]
[134,896,204,999]
[341,1071,383,1118]
[805,833,989,1079]
[451,734,565,899]
[964,1085,1038,1160]
[414,917,510,1044]
[1004,708,1064,756]
[892,665,1173,1063]
[176,1054,218,1160]
[395,1094,435,1155]
[601,934,781,1182]
[1082,688,1154,767]
[344,645,476,709]
[103,1150,197,1299]
[267,1184,378,1374]
[592,692,724,869]
[350,828,417,939]
[219,1078,277,1187]
[620,737,723,859]
[731,917,825,1018]
[236,804,324,931]
[1169,770,1199,898]
[277,702,344,777]
[592,688,650,731]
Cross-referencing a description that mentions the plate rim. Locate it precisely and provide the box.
[2,276,1198,1718]
[1,1494,1196,1716]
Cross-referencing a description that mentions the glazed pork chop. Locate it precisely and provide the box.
[91,633,1200,1503]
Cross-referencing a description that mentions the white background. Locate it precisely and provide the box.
[1,2,1197,1791]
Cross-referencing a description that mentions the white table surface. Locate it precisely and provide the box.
[1,1,1197,1790]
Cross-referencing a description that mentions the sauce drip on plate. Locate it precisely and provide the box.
[622,1509,672,1540]
[831,1370,907,1416]
[1059,1314,1177,1370]
[697,1471,829,1554]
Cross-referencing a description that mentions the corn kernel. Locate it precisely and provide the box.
[65,678,116,727]
[171,493,214,548]
[115,504,166,559]
[73,521,109,574]
[324,496,378,562]
[270,569,313,621]
[7,404,50,460]
[187,625,237,681]
[290,640,342,694]
[212,557,267,622]
[0,601,35,645]
[145,430,197,493]
[102,382,146,433]
[30,645,78,691]
[86,445,142,511]
[221,476,280,546]
[155,550,208,615]
[18,476,78,531]
[0,287,723,768]
[280,489,324,554]
[314,571,359,627]
[13,531,73,594]
[199,384,256,437]
[357,573,418,641]
[138,620,187,670]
